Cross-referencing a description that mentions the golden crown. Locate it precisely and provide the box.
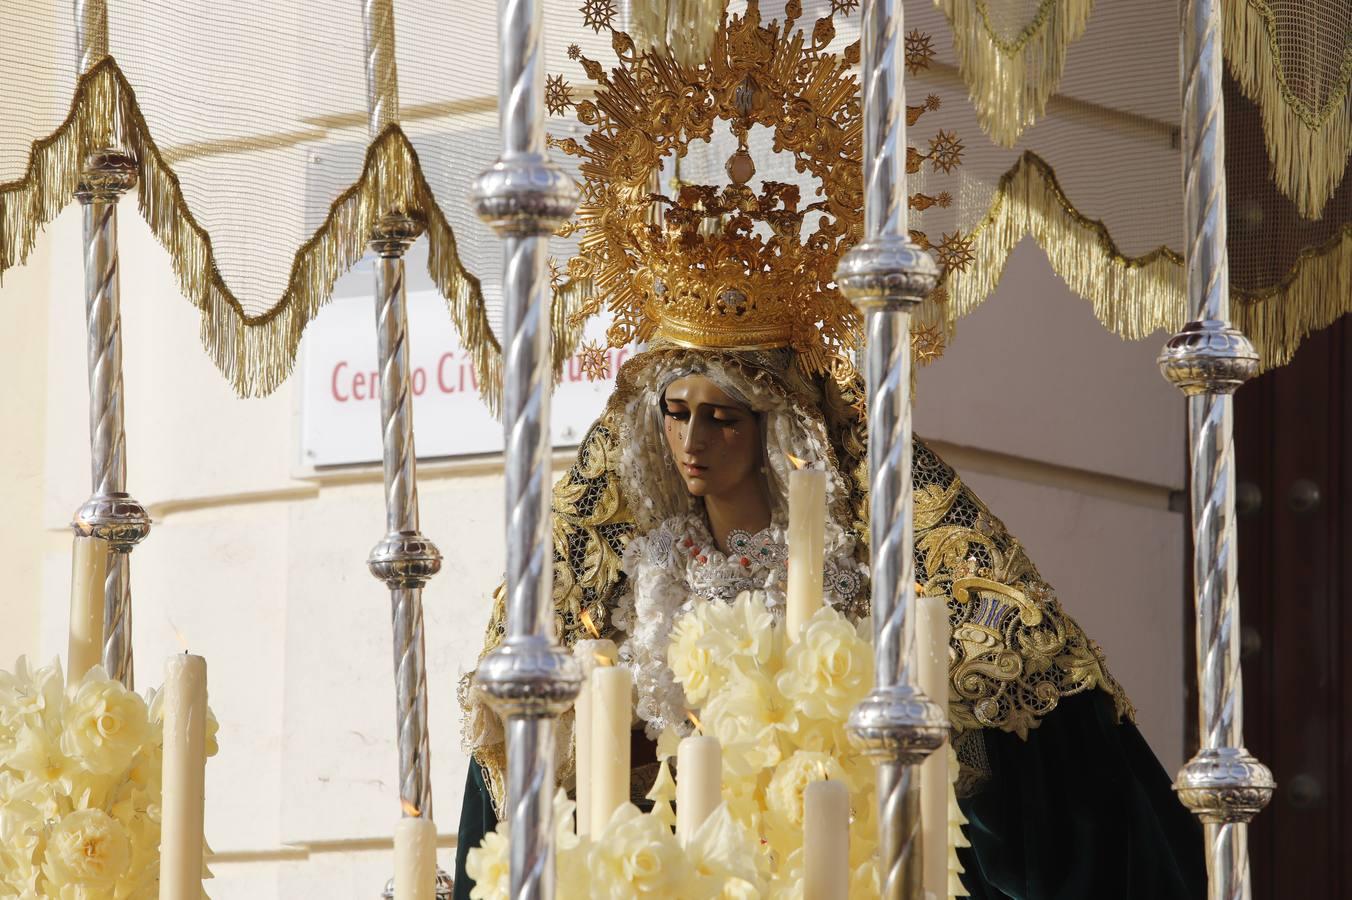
[550,0,966,381]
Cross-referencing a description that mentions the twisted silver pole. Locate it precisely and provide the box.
[471,0,580,892]
[74,0,108,74]
[362,0,400,136]
[366,215,442,825]
[837,0,946,897]
[72,151,149,690]
[1159,0,1274,896]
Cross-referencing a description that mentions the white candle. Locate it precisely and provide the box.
[803,779,850,900]
[589,665,632,835]
[675,736,721,845]
[573,639,617,837]
[393,817,437,900]
[917,593,952,900]
[159,654,208,900]
[786,465,827,642]
[67,536,108,683]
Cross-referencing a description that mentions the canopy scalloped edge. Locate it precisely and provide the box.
[1223,0,1352,220]
[933,0,1093,148]
[0,58,590,413]
[940,151,1352,369]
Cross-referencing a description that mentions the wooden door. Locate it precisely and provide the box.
[1233,315,1350,897]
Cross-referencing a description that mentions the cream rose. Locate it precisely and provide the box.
[43,808,131,889]
[588,803,688,898]
[465,829,509,900]
[61,675,149,776]
[700,671,789,777]
[667,608,724,706]
[775,606,872,724]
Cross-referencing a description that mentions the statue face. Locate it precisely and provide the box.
[661,374,763,499]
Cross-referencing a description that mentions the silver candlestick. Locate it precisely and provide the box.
[471,0,581,893]
[1159,0,1274,896]
[837,0,947,897]
[73,150,149,691]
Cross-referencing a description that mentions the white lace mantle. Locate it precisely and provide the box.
[614,513,866,738]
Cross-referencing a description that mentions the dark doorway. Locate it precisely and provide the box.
[1233,315,1350,897]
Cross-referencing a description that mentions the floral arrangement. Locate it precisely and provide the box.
[0,658,218,898]
[468,593,889,898]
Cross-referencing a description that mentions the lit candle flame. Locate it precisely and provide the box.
[580,607,600,639]
[686,711,703,733]
[400,799,421,817]
[594,653,614,667]
[786,453,808,470]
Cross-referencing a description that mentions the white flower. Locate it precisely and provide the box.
[700,671,789,777]
[684,805,766,895]
[465,828,508,900]
[587,803,688,898]
[43,808,131,889]
[667,607,724,706]
[775,605,872,725]
[61,673,148,776]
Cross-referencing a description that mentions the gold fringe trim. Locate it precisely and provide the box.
[628,0,725,68]
[0,58,585,412]
[942,152,1185,340]
[935,0,1094,147]
[1233,222,1352,368]
[1223,0,1352,219]
[942,151,1352,369]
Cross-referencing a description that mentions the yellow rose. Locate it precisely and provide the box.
[61,674,149,776]
[587,803,688,898]
[685,805,766,896]
[849,859,880,898]
[0,657,65,726]
[763,751,851,857]
[465,828,509,900]
[705,592,781,677]
[775,606,872,725]
[667,610,724,706]
[701,672,789,777]
[43,809,131,889]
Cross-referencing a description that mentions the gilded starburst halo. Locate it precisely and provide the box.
[567,43,582,59]
[577,341,611,380]
[905,29,935,74]
[545,74,574,116]
[829,0,860,15]
[580,0,616,32]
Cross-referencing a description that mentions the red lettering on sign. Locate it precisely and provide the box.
[412,367,426,396]
[332,361,349,402]
[438,352,457,393]
[352,371,366,400]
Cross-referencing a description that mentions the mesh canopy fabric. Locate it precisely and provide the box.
[0,0,617,402]
[0,0,1347,402]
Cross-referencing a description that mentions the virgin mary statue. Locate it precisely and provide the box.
[456,3,1204,897]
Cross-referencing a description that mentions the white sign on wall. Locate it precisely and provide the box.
[298,290,630,467]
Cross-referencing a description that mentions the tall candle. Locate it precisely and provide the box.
[159,654,208,900]
[573,639,617,837]
[67,536,108,682]
[917,593,952,900]
[786,464,827,642]
[803,779,850,900]
[393,817,437,900]
[675,736,721,845]
[590,665,632,834]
